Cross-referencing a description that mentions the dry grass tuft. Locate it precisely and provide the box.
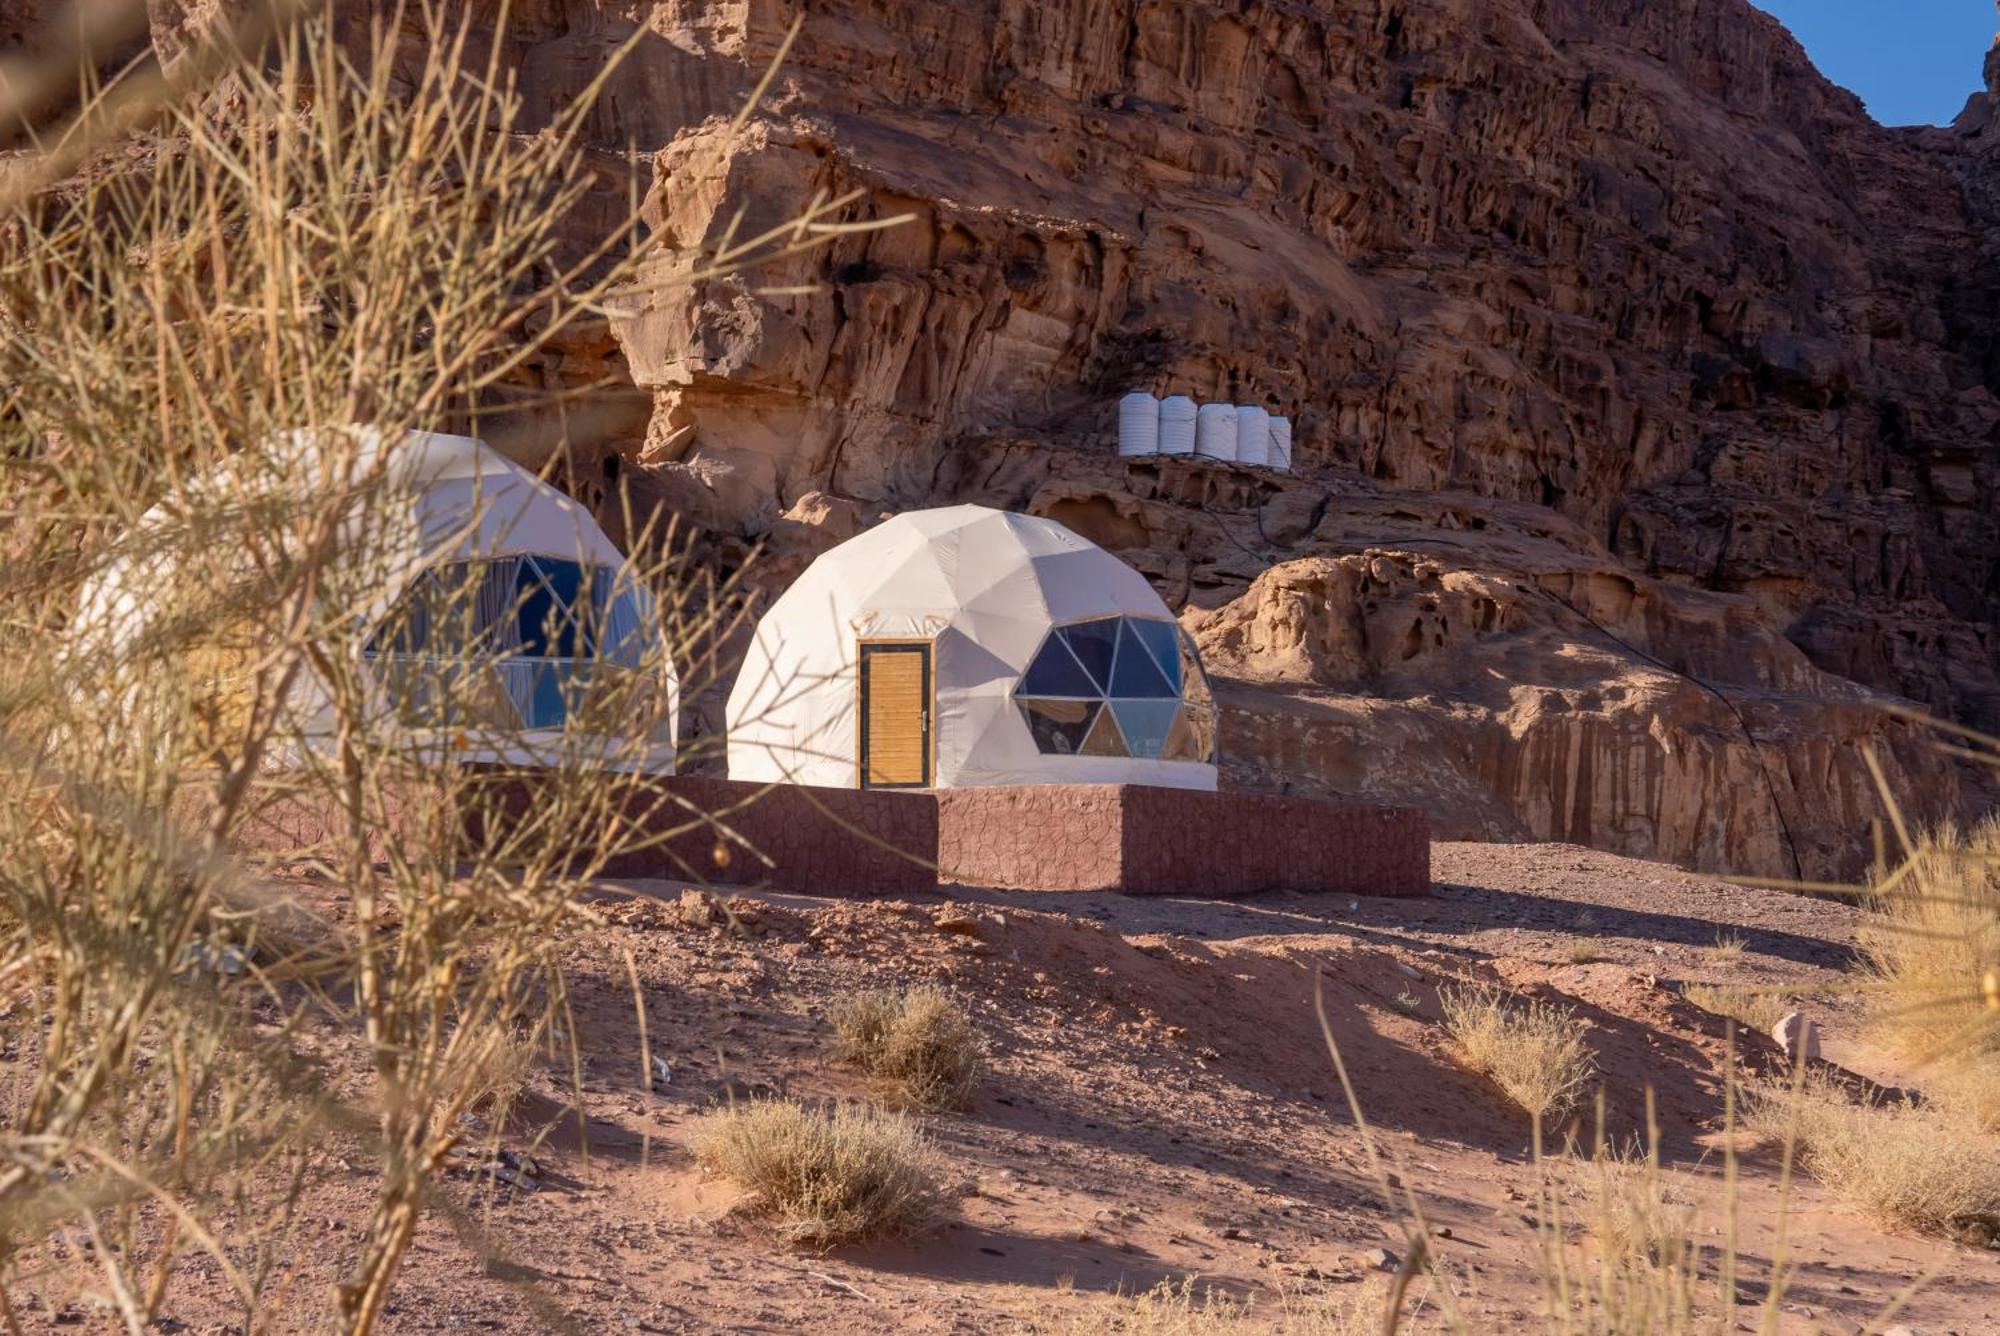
[1061,1275,1419,1335]
[692,1100,952,1248]
[1858,817,2000,1128]
[1437,983,1596,1126]
[1531,1125,1716,1332]
[0,0,892,1321]
[1565,941,1600,965]
[1708,931,1749,964]
[1744,1073,2000,1236]
[1588,1147,1699,1287]
[830,986,984,1110]
[1681,982,1788,1036]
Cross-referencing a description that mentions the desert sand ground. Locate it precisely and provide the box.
[19,842,2000,1333]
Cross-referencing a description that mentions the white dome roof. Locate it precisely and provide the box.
[73,429,675,772]
[727,504,1217,790]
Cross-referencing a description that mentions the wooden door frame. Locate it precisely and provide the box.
[856,638,935,789]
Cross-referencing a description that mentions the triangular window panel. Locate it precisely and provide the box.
[461,560,520,657]
[514,561,560,657]
[1020,635,1099,698]
[543,558,592,656]
[1078,703,1127,757]
[1110,698,1180,759]
[1129,618,1183,692]
[539,555,585,608]
[1059,618,1119,692]
[601,589,649,668]
[1019,698,1097,754]
[525,660,589,729]
[1109,621,1177,698]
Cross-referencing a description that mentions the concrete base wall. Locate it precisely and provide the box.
[232,774,936,897]
[937,784,1429,896]
[467,774,939,897]
[228,777,1424,900]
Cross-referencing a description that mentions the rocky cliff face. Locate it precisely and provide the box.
[421,0,2000,876]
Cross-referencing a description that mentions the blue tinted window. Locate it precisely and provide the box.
[1020,635,1098,697]
[362,555,659,734]
[1014,615,1217,763]
[1109,621,1176,698]
[515,560,558,656]
[527,662,566,728]
[1059,619,1118,691]
[1129,619,1183,692]
[1109,699,1180,759]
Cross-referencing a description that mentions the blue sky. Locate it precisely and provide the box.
[1753,1,1995,125]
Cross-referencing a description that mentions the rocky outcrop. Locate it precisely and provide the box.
[560,0,2000,879]
[187,0,2000,876]
[1189,546,1956,882]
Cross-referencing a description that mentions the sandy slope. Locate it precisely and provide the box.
[18,842,2000,1332]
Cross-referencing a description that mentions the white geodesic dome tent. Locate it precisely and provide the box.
[726,505,1217,790]
[72,429,677,771]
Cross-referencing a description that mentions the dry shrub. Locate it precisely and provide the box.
[1858,817,2000,1128]
[1681,982,1788,1035]
[830,986,983,1110]
[1708,931,1748,964]
[0,0,895,1325]
[1551,1141,1703,1329]
[443,1019,543,1128]
[692,1100,951,1247]
[1315,978,1929,1334]
[1061,1275,1423,1335]
[1925,1061,2000,1131]
[1744,1074,2000,1236]
[1437,983,1595,1126]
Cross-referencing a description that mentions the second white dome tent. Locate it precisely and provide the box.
[726,505,1219,791]
[71,429,679,772]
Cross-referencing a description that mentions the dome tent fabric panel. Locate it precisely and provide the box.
[727,505,1218,791]
[72,428,676,773]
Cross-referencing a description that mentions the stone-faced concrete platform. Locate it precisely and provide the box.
[935,784,1429,896]
[464,773,940,897]
[227,777,1423,900]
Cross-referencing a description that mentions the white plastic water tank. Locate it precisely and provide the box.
[1157,396,1197,456]
[1235,405,1270,467]
[1194,402,1237,462]
[1117,391,1160,457]
[1269,415,1293,471]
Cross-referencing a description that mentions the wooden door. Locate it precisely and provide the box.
[858,642,932,788]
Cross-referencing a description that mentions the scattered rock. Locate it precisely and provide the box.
[1771,1011,1821,1066]
[677,889,720,929]
[931,911,982,937]
[176,941,249,978]
[1948,1211,2000,1248]
[1357,1247,1399,1272]
[453,1147,541,1193]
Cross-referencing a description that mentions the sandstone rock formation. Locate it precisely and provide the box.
[171,0,2000,876]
